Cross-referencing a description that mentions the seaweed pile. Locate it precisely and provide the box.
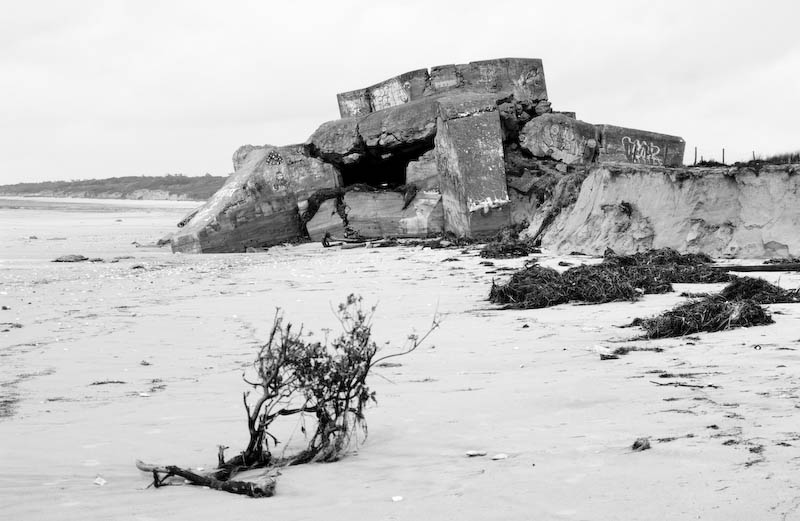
[631,277,797,338]
[480,223,540,259]
[602,248,729,284]
[488,263,568,308]
[633,296,773,338]
[489,248,730,309]
[719,277,800,304]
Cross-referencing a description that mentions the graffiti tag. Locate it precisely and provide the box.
[543,123,581,156]
[621,137,662,165]
[370,79,410,111]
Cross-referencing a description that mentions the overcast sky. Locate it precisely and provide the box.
[1,0,798,184]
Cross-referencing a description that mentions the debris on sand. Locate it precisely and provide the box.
[489,248,728,309]
[627,275,797,338]
[764,256,800,264]
[489,264,568,308]
[634,296,773,339]
[631,438,651,452]
[602,247,730,284]
[611,345,665,356]
[53,254,89,263]
[719,277,800,304]
[1,322,23,332]
[562,264,671,303]
[480,224,540,259]
[480,240,540,259]
[603,247,712,267]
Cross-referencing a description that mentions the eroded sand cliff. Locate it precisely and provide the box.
[537,163,800,258]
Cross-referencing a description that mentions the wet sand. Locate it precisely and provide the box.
[1,198,799,520]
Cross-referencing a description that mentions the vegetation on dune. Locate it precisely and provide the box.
[749,151,800,165]
[0,174,227,201]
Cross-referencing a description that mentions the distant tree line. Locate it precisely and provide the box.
[0,173,228,201]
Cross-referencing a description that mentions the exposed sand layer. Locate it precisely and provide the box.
[1,199,799,520]
[540,163,800,258]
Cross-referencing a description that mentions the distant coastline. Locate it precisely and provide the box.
[0,195,202,212]
[0,174,226,201]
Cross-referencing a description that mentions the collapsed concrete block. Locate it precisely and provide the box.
[172,146,340,253]
[306,191,444,241]
[337,70,429,118]
[306,118,363,165]
[596,125,685,167]
[368,69,429,112]
[458,58,547,101]
[336,88,372,119]
[406,149,439,191]
[434,93,510,238]
[426,64,461,95]
[336,58,548,118]
[358,97,438,152]
[519,113,600,164]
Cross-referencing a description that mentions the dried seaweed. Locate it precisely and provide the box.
[489,264,567,308]
[719,277,800,304]
[480,223,540,259]
[636,296,773,338]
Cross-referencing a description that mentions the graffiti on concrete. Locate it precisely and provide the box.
[475,64,500,90]
[271,170,290,192]
[370,78,410,111]
[341,98,370,117]
[513,67,543,91]
[622,137,662,165]
[543,122,581,157]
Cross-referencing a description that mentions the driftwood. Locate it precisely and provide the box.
[650,380,720,389]
[136,460,276,497]
[712,263,800,273]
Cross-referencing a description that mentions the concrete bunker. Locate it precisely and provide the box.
[170,57,690,254]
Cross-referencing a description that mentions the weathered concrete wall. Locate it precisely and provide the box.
[596,125,685,167]
[540,163,800,258]
[337,58,547,118]
[406,149,439,191]
[306,191,444,241]
[519,114,599,164]
[435,94,510,238]
[172,146,341,253]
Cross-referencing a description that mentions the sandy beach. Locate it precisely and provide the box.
[1,198,799,520]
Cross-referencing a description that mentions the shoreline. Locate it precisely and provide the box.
[0,195,203,210]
